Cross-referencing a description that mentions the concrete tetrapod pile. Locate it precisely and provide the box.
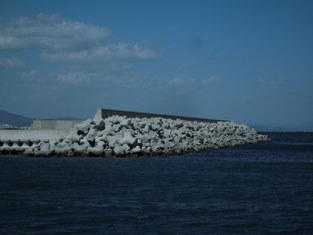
[11,115,270,157]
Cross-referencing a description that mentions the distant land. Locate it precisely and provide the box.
[0,109,34,127]
[0,109,81,128]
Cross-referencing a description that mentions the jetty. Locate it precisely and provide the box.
[0,108,269,156]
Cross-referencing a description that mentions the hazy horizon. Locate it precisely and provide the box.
[1,0,312,131]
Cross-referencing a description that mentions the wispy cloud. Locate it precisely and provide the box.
[20,70,44,82]
[57,72,99,84]
[208,52,225,60]
[0,58,25,68]
[168,77,194,86]
[0,14,157,63]
[257,78,289,85]
[202,76,222,84]
[0,14,109,51]
[1,14,158,85]
[42,42,158,63]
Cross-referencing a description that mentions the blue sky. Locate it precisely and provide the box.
[0,0,312,130]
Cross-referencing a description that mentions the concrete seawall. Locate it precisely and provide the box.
[0,129,68,153]
[0,129,68,142]
[0,120,80,153]
[95,109,225,123]
[31,120,81,130]
[0,120,82,142]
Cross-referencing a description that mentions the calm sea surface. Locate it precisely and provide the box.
[0,132,313,234]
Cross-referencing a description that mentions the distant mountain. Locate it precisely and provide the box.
[0,109,34,127]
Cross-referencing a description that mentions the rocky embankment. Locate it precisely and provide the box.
[10,115,270,157]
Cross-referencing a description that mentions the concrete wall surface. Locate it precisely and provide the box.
[94,108,225,123]
[0,129,68,142]
[31,120,82,130]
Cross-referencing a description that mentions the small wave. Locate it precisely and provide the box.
[273,141,313,146]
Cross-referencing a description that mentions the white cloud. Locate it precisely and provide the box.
[0,14,109,51]
[1,14,158,86]
[202,76,222,84]
[0,58,25,68]
[0,14,157,64]
[42,42,158,62]
[168,77,194,86]
[57,72,99,84]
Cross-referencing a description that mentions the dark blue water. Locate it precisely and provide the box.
[1,132,313,234]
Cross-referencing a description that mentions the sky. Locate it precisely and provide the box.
[0,0,312,131]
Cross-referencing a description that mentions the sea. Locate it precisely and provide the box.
[0,132,313,234]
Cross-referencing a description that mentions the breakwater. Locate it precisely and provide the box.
[0,110,269,156]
